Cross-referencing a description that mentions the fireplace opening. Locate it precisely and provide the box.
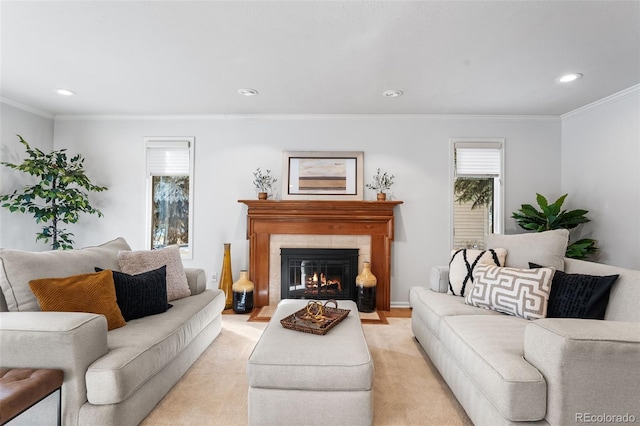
[281,248,359,301]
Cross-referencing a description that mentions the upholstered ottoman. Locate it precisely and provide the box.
[247,299,374,426]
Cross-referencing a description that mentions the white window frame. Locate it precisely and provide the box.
[450,138,505,250]
[145,136,195,259]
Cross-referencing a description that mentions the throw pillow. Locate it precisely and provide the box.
[486,229,569,271]
[529,262,618,320]
[95,266,171,321]
[448,248,507,296]
[28,270,126,330]
[0,237,131,312]
[465,264,554,320]
[118,245,191,302]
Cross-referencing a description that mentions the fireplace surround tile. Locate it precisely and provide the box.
[268,234,371,306]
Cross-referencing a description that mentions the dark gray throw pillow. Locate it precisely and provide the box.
[95,265,171,321]
[529,262,618,320]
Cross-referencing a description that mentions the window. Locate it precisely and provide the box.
[451,138,504,249]
[145,137,194,258]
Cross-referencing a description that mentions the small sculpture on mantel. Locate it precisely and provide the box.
[253,168,277,200]
[366,168,395,201]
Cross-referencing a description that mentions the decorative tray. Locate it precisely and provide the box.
[280,300,350,335]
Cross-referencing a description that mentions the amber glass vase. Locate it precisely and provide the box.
[355,261,377,312]
[219,243,234,310]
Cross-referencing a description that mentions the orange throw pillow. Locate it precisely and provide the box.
[29,270,126,330]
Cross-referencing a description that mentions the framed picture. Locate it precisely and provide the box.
[282,151,364,200]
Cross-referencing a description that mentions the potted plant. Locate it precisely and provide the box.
[511,193,598,259]
[252,168,277,200]
[0,135,108,249]
[366,168,395,200]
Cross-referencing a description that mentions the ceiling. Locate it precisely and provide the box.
[1,1,639,116]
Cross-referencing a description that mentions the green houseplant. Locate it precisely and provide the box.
[512,193,598,259]
[252,168,277,199]
[366,168,395,200]
[0,135,108,249]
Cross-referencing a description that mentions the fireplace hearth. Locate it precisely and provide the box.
[281,248,359,301]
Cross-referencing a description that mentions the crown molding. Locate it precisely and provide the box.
[561,85,640,121]
[54,113,559,122]
[54,114,228,121]
[1,97,55,119]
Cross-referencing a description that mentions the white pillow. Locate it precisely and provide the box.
[448,248,507,296]
[465,264,554,320]
[118,245,191,301]
[486,229,569,271]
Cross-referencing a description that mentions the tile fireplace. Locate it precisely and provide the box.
[280,248,359,301]
[239,199,402,311]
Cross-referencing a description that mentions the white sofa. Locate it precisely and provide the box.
[410,232,640,425]
[0,238,225,426]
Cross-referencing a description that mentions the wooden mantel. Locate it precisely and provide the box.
[239,200,403,311]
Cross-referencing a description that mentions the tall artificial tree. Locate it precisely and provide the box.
[0,135,108,249]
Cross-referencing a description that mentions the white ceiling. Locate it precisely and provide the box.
[1,1,639,116]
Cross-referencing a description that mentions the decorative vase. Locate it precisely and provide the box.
[258,192,268,200]
[232,270,255,313]
[355,261,377,312]
[377,192,387,201]
[220,243,234,310]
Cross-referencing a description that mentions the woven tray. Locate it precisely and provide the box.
[280,300,350,335]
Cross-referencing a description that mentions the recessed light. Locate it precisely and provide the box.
[56,88,76,96]
[382,89,403,98]
[557,73,583,83]
[238,88,258,96]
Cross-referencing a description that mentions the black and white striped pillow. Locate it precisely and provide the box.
[448,248,507,296]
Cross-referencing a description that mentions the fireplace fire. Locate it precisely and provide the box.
[280,248,359,301]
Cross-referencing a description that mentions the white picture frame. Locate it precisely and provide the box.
[282,151,364,200]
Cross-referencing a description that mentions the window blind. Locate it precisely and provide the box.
[146,141,190,176]
[455,142,502,177]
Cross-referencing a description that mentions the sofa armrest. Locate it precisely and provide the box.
[524,319,640,425]
[185,268,206,295]
[430,266,449,293]
[0,312,109,425]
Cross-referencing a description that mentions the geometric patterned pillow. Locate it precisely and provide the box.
[465,264,555,320]
[448,248,507,297]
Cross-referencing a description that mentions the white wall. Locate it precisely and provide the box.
[0,102,54,250]
[50,114,560,306]
[561,87,640,269]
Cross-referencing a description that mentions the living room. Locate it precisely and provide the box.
[1,1,639,425]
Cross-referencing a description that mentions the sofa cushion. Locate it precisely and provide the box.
[28,270,126,330]
[529,262,618,320]
[85,289,224,405]
[118,245,191,302]
[465,265,554,320]
[486,229,568,271]
[96,266,171,321]
[439,315,547,421]
[0,237,131,312]
[409,287,500,339]
[448,248,507,296]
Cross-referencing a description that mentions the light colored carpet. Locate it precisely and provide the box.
[141,315,472,426]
